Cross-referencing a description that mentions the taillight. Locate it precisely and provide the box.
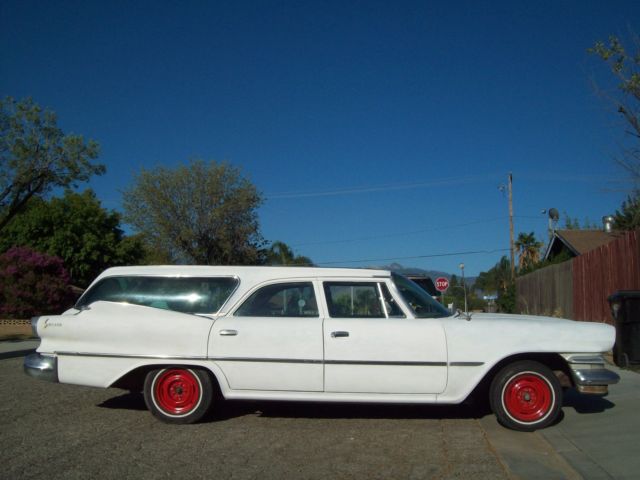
[30,317,40,338]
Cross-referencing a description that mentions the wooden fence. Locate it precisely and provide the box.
[516,229,640,324]
[573,230,640,324]
[516,261,573,318]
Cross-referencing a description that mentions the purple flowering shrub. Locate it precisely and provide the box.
[0,247,76,318]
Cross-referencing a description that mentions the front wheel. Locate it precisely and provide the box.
[143,368,213,424]
[489,360,562,431]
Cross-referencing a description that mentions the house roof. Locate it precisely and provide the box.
[544,229,621,260]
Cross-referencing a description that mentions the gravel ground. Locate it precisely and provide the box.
[1,356,509,480]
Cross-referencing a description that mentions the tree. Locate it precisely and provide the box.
[496,282,516,314]
[265,241,313,266]
[0,97,104,232]
[562,212,598,230]
[590,36,640,185]
[475,256,511,294]
[475,256,514,313]
[0,189,147,286]
[515,232,543,271]
[0,247,75,318]
[613,193,640,230]
[123,159,265,265]
[591,36,640,231]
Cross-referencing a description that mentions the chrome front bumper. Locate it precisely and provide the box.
[565,354,620,395]
[24,353,58,383]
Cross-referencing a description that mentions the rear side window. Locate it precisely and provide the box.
[76,276,238,314]
[235,282,318,317]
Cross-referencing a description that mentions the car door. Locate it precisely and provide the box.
[322,280,448,394]
[209,280,324,392]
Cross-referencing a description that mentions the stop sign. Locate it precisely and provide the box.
[435,277,449,292]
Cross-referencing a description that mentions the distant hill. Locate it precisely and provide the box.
[371,263,477,287]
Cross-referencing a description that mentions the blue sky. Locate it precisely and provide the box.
[1,1,638,275]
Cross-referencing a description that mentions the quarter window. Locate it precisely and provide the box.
[324,282,386,318]
[380,283,405,317]
[235,282,319,317]
[76,276,238,314]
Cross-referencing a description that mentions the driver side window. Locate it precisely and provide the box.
[323,282,406,318]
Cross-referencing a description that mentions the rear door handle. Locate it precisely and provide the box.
[219,329,238,336]
[331,331,349,338]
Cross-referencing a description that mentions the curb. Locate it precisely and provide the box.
[0,348,37,360]
[0,339,40,359]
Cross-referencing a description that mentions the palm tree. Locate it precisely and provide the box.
[476,256,512,294]
[266,241,313,266]
[515,232,543,271]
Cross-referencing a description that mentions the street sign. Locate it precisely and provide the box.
[434,277,449,292]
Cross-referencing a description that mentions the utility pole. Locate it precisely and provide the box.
[508,172,515,281]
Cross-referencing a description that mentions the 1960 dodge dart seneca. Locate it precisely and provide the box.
[25,266,619,431]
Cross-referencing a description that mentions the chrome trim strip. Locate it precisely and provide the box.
[213,357,323,364]
[324,360,447,366]
[566,355,606,365]
[54,351,482,368]
[56,351,209,360]
[213,358,445,366]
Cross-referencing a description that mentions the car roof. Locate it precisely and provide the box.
[94,265,393,284]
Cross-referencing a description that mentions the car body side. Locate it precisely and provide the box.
[29,266,617,406]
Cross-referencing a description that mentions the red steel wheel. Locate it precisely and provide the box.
[153,369,202,416]
[489,360,562,431]
[144,368,214,424]
[502,372,553,423]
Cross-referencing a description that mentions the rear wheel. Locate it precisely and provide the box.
[143,368,213,424]
[489,360,562,431]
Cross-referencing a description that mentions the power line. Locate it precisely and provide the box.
[292,217,505,247]
[316,248,511,266]
[266,173,502,200]
[265,172,623,200]
[292,215,544,248]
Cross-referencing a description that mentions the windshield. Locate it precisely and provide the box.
[392,273,450,318]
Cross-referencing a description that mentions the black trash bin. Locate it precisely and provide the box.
[608,290,640,367]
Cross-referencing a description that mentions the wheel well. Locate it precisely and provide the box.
[110,365,221,395]
[470,352,572,400]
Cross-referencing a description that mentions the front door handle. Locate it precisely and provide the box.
[331,331,349,338]
[219,329,238,336]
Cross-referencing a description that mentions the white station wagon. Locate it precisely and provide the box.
[25,266,619,431]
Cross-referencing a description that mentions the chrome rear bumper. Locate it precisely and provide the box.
[24,353,58,383]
